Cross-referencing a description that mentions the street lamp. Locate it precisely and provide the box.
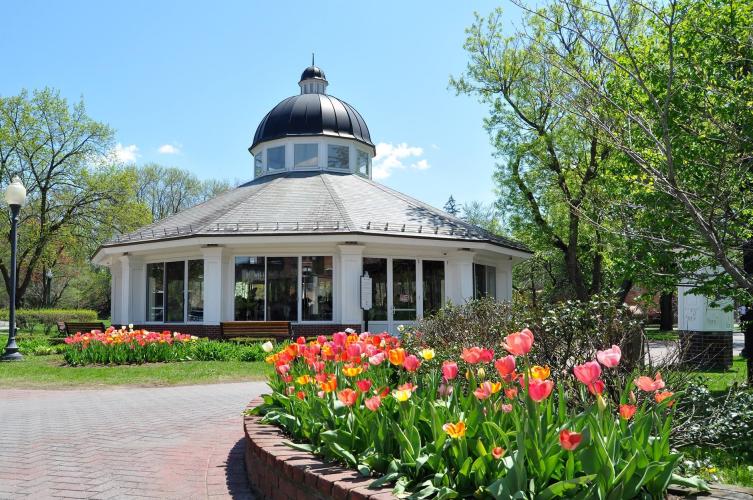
[2,177,27,361]
[45,268,53,307]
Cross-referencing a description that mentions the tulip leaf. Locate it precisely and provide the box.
[536,474,596,500]
[669,474,710,492]
[369,472,400,489]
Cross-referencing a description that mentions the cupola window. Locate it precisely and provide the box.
[328,144,350,170]
[294,144,319,168]
[356,150,369,177]
[254,151,264,177]
[267,146,286,171]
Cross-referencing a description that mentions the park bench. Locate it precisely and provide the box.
[57,321,107,337]
[220,321,291,342]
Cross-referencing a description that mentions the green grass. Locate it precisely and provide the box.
[680,447,753,488]
[644,326,679,341]
[696,356,749,393]
[0,354,271,389]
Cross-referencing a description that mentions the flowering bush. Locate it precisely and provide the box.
[252,329,708,498]
[63,326,196,365]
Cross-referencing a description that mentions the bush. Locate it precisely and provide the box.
[253,331,707,498]
[0,308,99,335]
[17,336,65,356]
[188,340,266,362]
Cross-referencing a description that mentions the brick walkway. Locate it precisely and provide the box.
[0,382,267,499]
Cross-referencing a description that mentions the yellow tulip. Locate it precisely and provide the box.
[392,389,412,402]
[529,365,551,380]
[419,348,435,361]
[442,421,466,439]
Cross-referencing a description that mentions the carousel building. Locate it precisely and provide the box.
[93,65,531,337]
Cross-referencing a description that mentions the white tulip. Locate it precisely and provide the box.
[262,341,274,353]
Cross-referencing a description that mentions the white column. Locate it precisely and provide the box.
[110,259,122,324]
[446,251,475,305]
[338,244,364,325]
[202,246,224,325]
[129,257,145,323]
[117,255,131,325]
[496,260,513,302]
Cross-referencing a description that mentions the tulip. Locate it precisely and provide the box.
[442,421,466,439]
[333,332,347,346]
[296,336,306,345]
[296,391,305,400]
[397,382,417,392]
[573,361,602,386]
[461,347,494,364]
[276,364,290,376]
[596,393,608,412]
[503,330,534,356]
[619,404,637,420]
[529,365,550,380]
[356,379,373,393]
[476,367,486,379]
[262,341,274,353]
[286,386,296,395]
[474,381,501,400]
[296,375,312,385]
[596,345,621,368]
[392,389,412,402]
[364,395,382,411]
[635,372,665,392]
[528,378,554,402]
[342,364,363,377]
[559,429,582,451]
[655,390,675,406]
[494,356,516,378]
[388,348,406,366]
[403,354,421,372]
[368,352,386,366]
[319,375,337,393]
[492,446,505,459]
[438,383,453,397]
[419,348,435,361]
[442,361,459,380]
[316,335,327,344]
[346,343,363,360]
[505,387,518,399]
[588,380,606,395]
[337,388,358,407]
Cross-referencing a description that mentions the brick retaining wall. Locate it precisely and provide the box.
[679,330,733,369]
[243,397,395,500]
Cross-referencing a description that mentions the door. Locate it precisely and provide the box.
[362,257,419,335]
[391,258,417,335]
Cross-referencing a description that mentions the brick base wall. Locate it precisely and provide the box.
[244,398,395,499]
[679,330,733,369]
[291,324,362,337]
[117,323,361,340]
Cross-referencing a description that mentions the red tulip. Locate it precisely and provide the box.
[492,446,505,459]
[356,379,373,393]
[296,336,306,345]
[442,361,459,380]
[619,404,637,420]
[461,347,494,364]
[503,330,533,356]
[528,378,554,402]
[559,429,582,451]
[588,380,606,395]
[494,355,516,378]
[573,361,602,386]
[596,345,621,368]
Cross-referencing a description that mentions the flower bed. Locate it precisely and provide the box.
[251,329,709,498]
[63,326,196,365]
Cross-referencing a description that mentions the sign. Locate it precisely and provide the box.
[360,273,373,311]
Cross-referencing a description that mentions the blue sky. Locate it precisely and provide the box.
[3,0,519,210]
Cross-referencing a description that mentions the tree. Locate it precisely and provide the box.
[462,201,503,234]
[443,195,460,216]
[519,0,753,299]
[0,89,147,306]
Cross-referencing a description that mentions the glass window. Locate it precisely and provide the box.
[294,144,318,168]
[363,258,387,321]
[356,150,369,177]
[473,263,497,299]
[302,256,333,321]
[187,260,204,322]
[234,257,265,320]
[422,260,445,316]
[165,261,185,322]
[267,146,285,170]
[146,263,164,322]
[266,257,298,321]
[393,259,417,321]
[328,144,349,169]
[254,151,264,177]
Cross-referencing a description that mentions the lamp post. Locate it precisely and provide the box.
[2,177,27,361]
[44,268,53,307]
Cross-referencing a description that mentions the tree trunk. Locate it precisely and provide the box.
[659,292,674,331]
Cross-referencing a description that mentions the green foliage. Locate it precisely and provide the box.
[0,308,98,334]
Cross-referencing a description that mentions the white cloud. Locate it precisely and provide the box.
[114,143,139,163]
[158,143,181,154]
[372,142,431,180]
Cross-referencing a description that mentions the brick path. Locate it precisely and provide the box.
[0,382,268,499]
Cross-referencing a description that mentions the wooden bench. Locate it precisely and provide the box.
[58,321,107,336]
[220,321,291,341]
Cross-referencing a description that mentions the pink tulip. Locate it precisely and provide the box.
[368,352,385,366]
[528,378,554,402]
[276,364,290,376]
[347,343,363,360]
[634,372,665,392]
[500,403,513,413]
[332,332,347,346]
[442,361,459,380]
[438,383,453,397]
[573,361,602,386]
[503,330,534,356]
[403,354,421,372]
[494,355,516,377]
[461,347,493,364]
[364,395,382,411]
[588,380,606,395]
[596,345,621,368]
[317,335,327,344]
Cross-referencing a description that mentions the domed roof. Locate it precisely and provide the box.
[251,93,374,151]
[300,65,326,82]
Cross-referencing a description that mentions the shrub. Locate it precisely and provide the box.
[252,331,707,498]
[0,308,99,335]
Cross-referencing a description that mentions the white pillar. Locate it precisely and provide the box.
[202,246,224,324]
[446,251,475,305]
[496,260,513,302]
[338,244,364,325]
[129,257,145,323]
[117,255,131,325]
[110,259,121,324]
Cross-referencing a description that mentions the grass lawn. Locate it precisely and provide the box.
[0,354,271,389]
[680,447,753,488]
[644,325,679,341]
[697,356,749,393]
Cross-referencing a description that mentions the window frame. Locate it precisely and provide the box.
[293,143,319,169]
[267,145,286,171]
[327,144,350,170]
[145,258,205,324]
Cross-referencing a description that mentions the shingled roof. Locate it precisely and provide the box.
[101,171,530,253]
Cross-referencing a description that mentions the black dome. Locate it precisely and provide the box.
[300,65,327,81]
[251,93,374,151]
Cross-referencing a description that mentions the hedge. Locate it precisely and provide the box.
[0,308,99,334]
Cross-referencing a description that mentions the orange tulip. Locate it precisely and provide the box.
[492,446,505,459]
[388,348,406,366]
[559,429,582,451]
[337,388,358,407]
[442,421,466,439]
[619,404,637,420]
[635,372,666,392]
[655,390,675,406]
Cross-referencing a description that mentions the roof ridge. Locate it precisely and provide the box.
[320,173,353,230]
